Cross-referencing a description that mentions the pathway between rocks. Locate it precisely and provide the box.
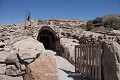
[55,55,87,80]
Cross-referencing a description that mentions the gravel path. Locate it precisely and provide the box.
[55,55,87,80]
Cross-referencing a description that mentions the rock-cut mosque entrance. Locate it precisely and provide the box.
[37,27,56,50]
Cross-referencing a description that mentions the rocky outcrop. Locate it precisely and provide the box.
[12,37,45,64]
[0,37,45,80]
[5,52,23,76]
[60,38,79,64]
[102,40,120,80]
[0,75,23,80]
[5,65,23,76]
[17,49,40,64]
[0,42,6,48]
[23,50,58,80]
[0,64,6,74]
[0,26,28,45]
[0,42,6,51]
[5,53,20,68]
[12,37,45,53]
[0,51,10,63]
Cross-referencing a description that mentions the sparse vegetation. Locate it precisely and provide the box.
[79,24,86,29]
[103,17,120,30]
[86,15,120,31]
[92,17,104,27]
[86,20,94,31]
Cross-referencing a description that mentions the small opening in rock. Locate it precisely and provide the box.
[0,45,5,48]
[37,28,56,50]
[40,36,49,49]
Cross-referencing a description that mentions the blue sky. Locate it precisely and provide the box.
[0,0,120,24]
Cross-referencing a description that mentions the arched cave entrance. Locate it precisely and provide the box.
[37,27,56,50]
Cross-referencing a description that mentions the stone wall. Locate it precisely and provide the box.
[0,37,45,80]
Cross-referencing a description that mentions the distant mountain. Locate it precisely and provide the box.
[102,14,120,20]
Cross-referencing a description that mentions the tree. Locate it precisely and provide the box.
[86,20,94,31]
[79,24,86,29]
[104,17,120,30]
[92,17,103,27]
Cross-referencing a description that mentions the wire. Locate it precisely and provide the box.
[4,1,30,20]
[5,0,27,12]
[0,0,31,23]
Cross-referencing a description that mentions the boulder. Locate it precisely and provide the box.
[0,75,23,80]
[5,65,24,76]
[103,40,120,80]
[23,50,58,80]
[0,42,6,48]
[18,49,40,64]
[5,53,21,69]
[60,38,79,63]
[0,51,10,63]
[0,42,6,51]
[12,37,45,53]
[0,64,6,75]
[21,64,26,71]
[0,48,4,51]
[4,46,10,51]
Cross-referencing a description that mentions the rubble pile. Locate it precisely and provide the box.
[0,25,28,46]
[0,37,45,80]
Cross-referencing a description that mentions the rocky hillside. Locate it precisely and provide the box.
[102,14,120,20]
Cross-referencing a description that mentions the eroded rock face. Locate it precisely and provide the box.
[12,37,45,64]
[0,42,6,51]
[0,64,6,75]
[103,40,120,80]
[60,38,79,64]
[23,50,58,80]
[5,53,21,69]
[0,42,6,47]
[0,75,23,80]
[12,37,45,53]
[18,49,41,64]
[0,51,10,63]
[5,65,24,76]
[0,37,46,80]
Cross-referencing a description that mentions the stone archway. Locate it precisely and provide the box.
[37,26,56,50]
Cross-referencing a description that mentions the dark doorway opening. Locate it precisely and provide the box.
[37,29,56,50]
[40,36,49,49]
